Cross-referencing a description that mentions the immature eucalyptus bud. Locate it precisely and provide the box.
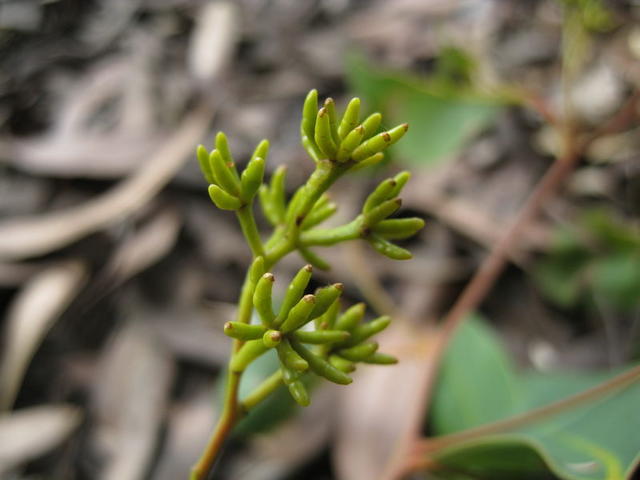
[280,294,316,333]
[210,150,240,196]
[223,321,267,341]
[351,123,409,162]
[276,265,313,327]
[368,234,412,260]
[373,218,425,240]
[323,97,340,142]
[315,107,337,158]
[197,145,215,184]
[360,112,382,139]
[290,339,352,385]
[262,329,282,348]
[338,342,379,362]
[334,303,366,331]
[277,339,309,372]
[253,273,276,326]
[240,156,265,200]
[294,329,350,344]
[208,184,242,210]
[338,97,361,140]
[215,132,239,180]
[336,125,365,163]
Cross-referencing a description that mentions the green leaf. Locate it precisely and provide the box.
[429,314,640,480]
[590,253,640,311]
[434,378,640,480]
[345,53,503,167]
[431,314,522,434]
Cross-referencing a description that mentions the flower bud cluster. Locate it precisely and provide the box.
[198,132,269,210]
[223,260,396,406]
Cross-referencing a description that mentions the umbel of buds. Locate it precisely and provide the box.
[191,90,424,480]
[223,260,395,406]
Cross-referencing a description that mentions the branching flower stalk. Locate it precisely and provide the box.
[190,90,423,480]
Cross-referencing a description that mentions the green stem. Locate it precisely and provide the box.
[236,204,264,258]
[267,160,345,265]
[190,369,241,480]
[299,221,360,246]
[241,370,284,410]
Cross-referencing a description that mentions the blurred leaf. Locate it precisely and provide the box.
[0,260,86,410]
[582,210,640,252]
[0,405,82,474]
[534,209,640,311]
[345,53,503,167]
[590,253,640,310]
[431,314,521,434]
[430,315,640,480]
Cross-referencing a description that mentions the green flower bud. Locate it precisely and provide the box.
[293,329,350,344]
[270,165,287,220]
[240,156,265,200]
[248,256,266,284]
[280,294,316,333]
[388,171,411,198]
[251,139,269,163]
[361,112,382,139]
[329,355,356,373]
[262,329,282,348]
[338,316,391,347]
[230,339,269,372]
[309,283,343,320]
[368,234,412,260]
[334,303,366,331]
[215,132,240,180]
[338,97,360,140]
[323,97,340,143]
[338,342,379,362]
[276,339,309,372]
[351,124,409,162]
[287,379,310,406]
[275,264,313,328]
[208,184,242,210]
[373,218,425,240]
[314,107,337,159]
[197,145,215,184]
[363,177,397,214]
[363,352,398,365]
[363,198,402,227]
[223,321,267,341]
[253,273,276,326]
[349,152,384,172]
[336,125,365,163]
[301,89,318,143]
[315,298,340,330]
[290,339,352,385]
[210,150,240,196]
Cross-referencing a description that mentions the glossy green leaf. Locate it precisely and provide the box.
[430,314,640,480]
[431,314,521,434]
